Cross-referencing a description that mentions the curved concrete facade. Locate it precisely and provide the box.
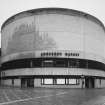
[1,8,105,88]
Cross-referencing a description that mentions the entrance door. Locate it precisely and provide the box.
[85,77,89,88]
[27,79,34,88]
[85,77,95,88]
[90,77,95,88]
[21,78,34,88]
[21,78,26,88]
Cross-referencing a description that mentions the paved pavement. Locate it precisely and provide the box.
[0,87,105,105]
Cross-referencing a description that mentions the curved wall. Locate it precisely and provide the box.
[1,8,105,88]
[1,9,105,63]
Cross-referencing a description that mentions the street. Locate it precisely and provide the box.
[0,87,105,105]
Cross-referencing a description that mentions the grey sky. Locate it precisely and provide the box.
[0,0,105,47]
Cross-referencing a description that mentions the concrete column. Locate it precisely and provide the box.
[34,78,41,87]
[14,79,21,87]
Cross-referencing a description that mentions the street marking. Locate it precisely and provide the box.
[9,90,21,100]
[0,91,7,102]
[22,90,35,98]
[3,91,10,102]
[14,89,31,98]
[0,92,67,105]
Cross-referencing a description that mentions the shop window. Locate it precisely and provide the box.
[76,79,80,84]
[68,79,77,84]
[43,78,53,85]
[41,78,44,85]
[56,79,65,84]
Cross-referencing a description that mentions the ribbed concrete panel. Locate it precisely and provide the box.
[3,68,105,77]
[1,8,105,88]
[1,11,105,62]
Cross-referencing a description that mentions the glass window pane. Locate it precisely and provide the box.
[44,79,53,84]
[56,79,65,84]
[68,79,76,84]
[42,60,53,67]
[55,59,67,67]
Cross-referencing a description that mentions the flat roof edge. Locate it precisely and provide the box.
[1,8,105,31]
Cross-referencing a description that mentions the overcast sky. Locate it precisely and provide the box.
[0,0,105,47]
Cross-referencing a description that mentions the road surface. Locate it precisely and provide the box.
[0,87,105,105]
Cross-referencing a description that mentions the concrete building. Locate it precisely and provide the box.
[1,8,105,88]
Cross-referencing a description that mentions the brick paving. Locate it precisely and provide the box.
[0,87,105,105]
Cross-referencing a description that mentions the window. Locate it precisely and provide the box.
[68,60,76,67]
[42,78,53,85]
[68,79,77,84]
[55,59,66,67]
[41,78,80,85]
[33,59,42,67]
[56,79,65,84]
[67,79,79,85]
[68,60,80,68]
[42,60,54,67]
[2,58,105,71]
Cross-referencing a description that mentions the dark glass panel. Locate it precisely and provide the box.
[2,58,105,71]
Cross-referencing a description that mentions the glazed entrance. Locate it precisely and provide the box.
[20,76,95,88]
[21,78,34,88]
[85,77,95,88]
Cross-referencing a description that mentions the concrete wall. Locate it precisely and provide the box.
[100,79,105,88]
[2,79,21,87]
[94,79,105,88]
[2,79,12,86]
[34,79,41,87]
[95,79,100,88]
[2,13,105,63]
[14,79,21,87]
[1,78,105,88]
[2,67,105,88]
[3,68,105,77]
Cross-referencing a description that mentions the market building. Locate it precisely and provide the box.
[1,8,105,88]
